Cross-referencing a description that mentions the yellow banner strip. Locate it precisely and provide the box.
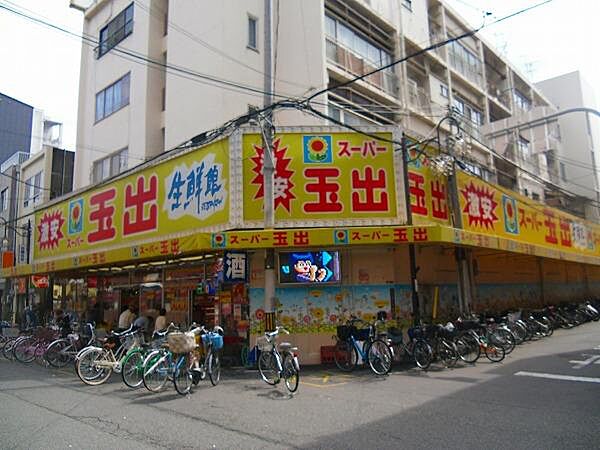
[4,224,600,278]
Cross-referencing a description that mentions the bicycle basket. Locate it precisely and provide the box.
[336,325,357,341]
[407,326,425,340]
[202,332,224,351]
[256,336,274,352]
[353,327,371,341]
[167,332,196,354]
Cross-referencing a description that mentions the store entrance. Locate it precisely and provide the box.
[191,290,216,328]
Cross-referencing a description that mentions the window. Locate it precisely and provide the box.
[92,148,128,183]
[23,172,42,207]
[452,94,483,126]
[98,3,134,58]
[95,73,130,122]
[248,16,258,50]
[560,162,567,181]
[402,0,413,11]
[452,97,464,115]
[440,84,449,98]
[325,15,392,71]
[0,188,7,211]
[517,136,530,159]
[531,192,540,201]
[513,90,531,111]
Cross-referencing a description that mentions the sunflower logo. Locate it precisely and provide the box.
[303,135,332,164]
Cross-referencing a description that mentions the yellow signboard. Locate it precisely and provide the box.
[241,132,405,225]
[406,146,450,226]
[34,139,230,261]
[457,170,600,257]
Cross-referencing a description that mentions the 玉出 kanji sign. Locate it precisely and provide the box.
[242,131,405,225]
[34,139,230,260]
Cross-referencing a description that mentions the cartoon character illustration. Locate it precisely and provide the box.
[291,252,327,282]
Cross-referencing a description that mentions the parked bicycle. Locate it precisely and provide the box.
[143,324,223,394]
[333,318,392,376]
[257,326,300,393]
[75,324,144,386]
[383,325,434,370]
[45,322,98,368]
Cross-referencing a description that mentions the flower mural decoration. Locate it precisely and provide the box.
[255,309,265,320]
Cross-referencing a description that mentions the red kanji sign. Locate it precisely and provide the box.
[351,167,389,212]
[88,189,117,243]
[303,168,342,213]
[123,175,158,236]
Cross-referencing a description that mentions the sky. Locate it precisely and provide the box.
[0,0,599,153]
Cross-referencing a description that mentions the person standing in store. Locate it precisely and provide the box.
[154,308,167,332]
[118,304,136,330]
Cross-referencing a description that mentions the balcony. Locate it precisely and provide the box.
[448,48,483,87]
[1,152,30,173]
[326,38,398,97]
[407,83,433,115]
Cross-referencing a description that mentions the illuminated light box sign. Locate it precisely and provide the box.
[278,250,340,284]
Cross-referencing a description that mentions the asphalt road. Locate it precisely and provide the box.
[1,323,598,450]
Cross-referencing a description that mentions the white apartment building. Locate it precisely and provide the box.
[74,0,560,206]
[536,71,600,219]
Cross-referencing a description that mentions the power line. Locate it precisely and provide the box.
[302,0,553,104]
[0,2,301,103]
[132,0,312,93]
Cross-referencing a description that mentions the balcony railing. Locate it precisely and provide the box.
[407,83,433,115]
[1,152,29,173]
[448,48,483,87]
[326,38,398,97]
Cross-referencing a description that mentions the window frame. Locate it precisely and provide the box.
[98,3,134,58]
[247,15,258,51]
[0,188,7,211]
[440,84,449,98]
[517,136,530,159]
[95,72,131,123]
[92,148,128,184]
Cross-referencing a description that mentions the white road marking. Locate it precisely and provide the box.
[515,371,600,384]
[569,354,600,369]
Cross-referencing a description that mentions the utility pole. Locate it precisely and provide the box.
[401,136,421,325]
[437,115,471,315]
[262,0,276,320]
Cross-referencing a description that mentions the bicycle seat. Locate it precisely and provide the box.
[278,342,297,352]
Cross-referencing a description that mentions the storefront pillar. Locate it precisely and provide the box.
[538,257,546,305]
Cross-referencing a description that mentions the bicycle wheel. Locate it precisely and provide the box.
[484,344,505,362]
[540,318,553,337]
[34,342,49,366]
[333,339,358,372]
[208,351,221,386]
[437,339,458,368]
[143,350,170,392]
[283,353,299,393]
[490,329,516,355]
[2,339,16,360]
[173,355,193,395]
[121,350,144,388]
[412,340,433,370]
[258,351,280,385]
[45,339,71,368]
[367,339,392,375]
[76,348,113,385]
[14,337,36,363]
[456,334,480,363]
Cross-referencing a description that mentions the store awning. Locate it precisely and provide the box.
[3,224,600,279]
